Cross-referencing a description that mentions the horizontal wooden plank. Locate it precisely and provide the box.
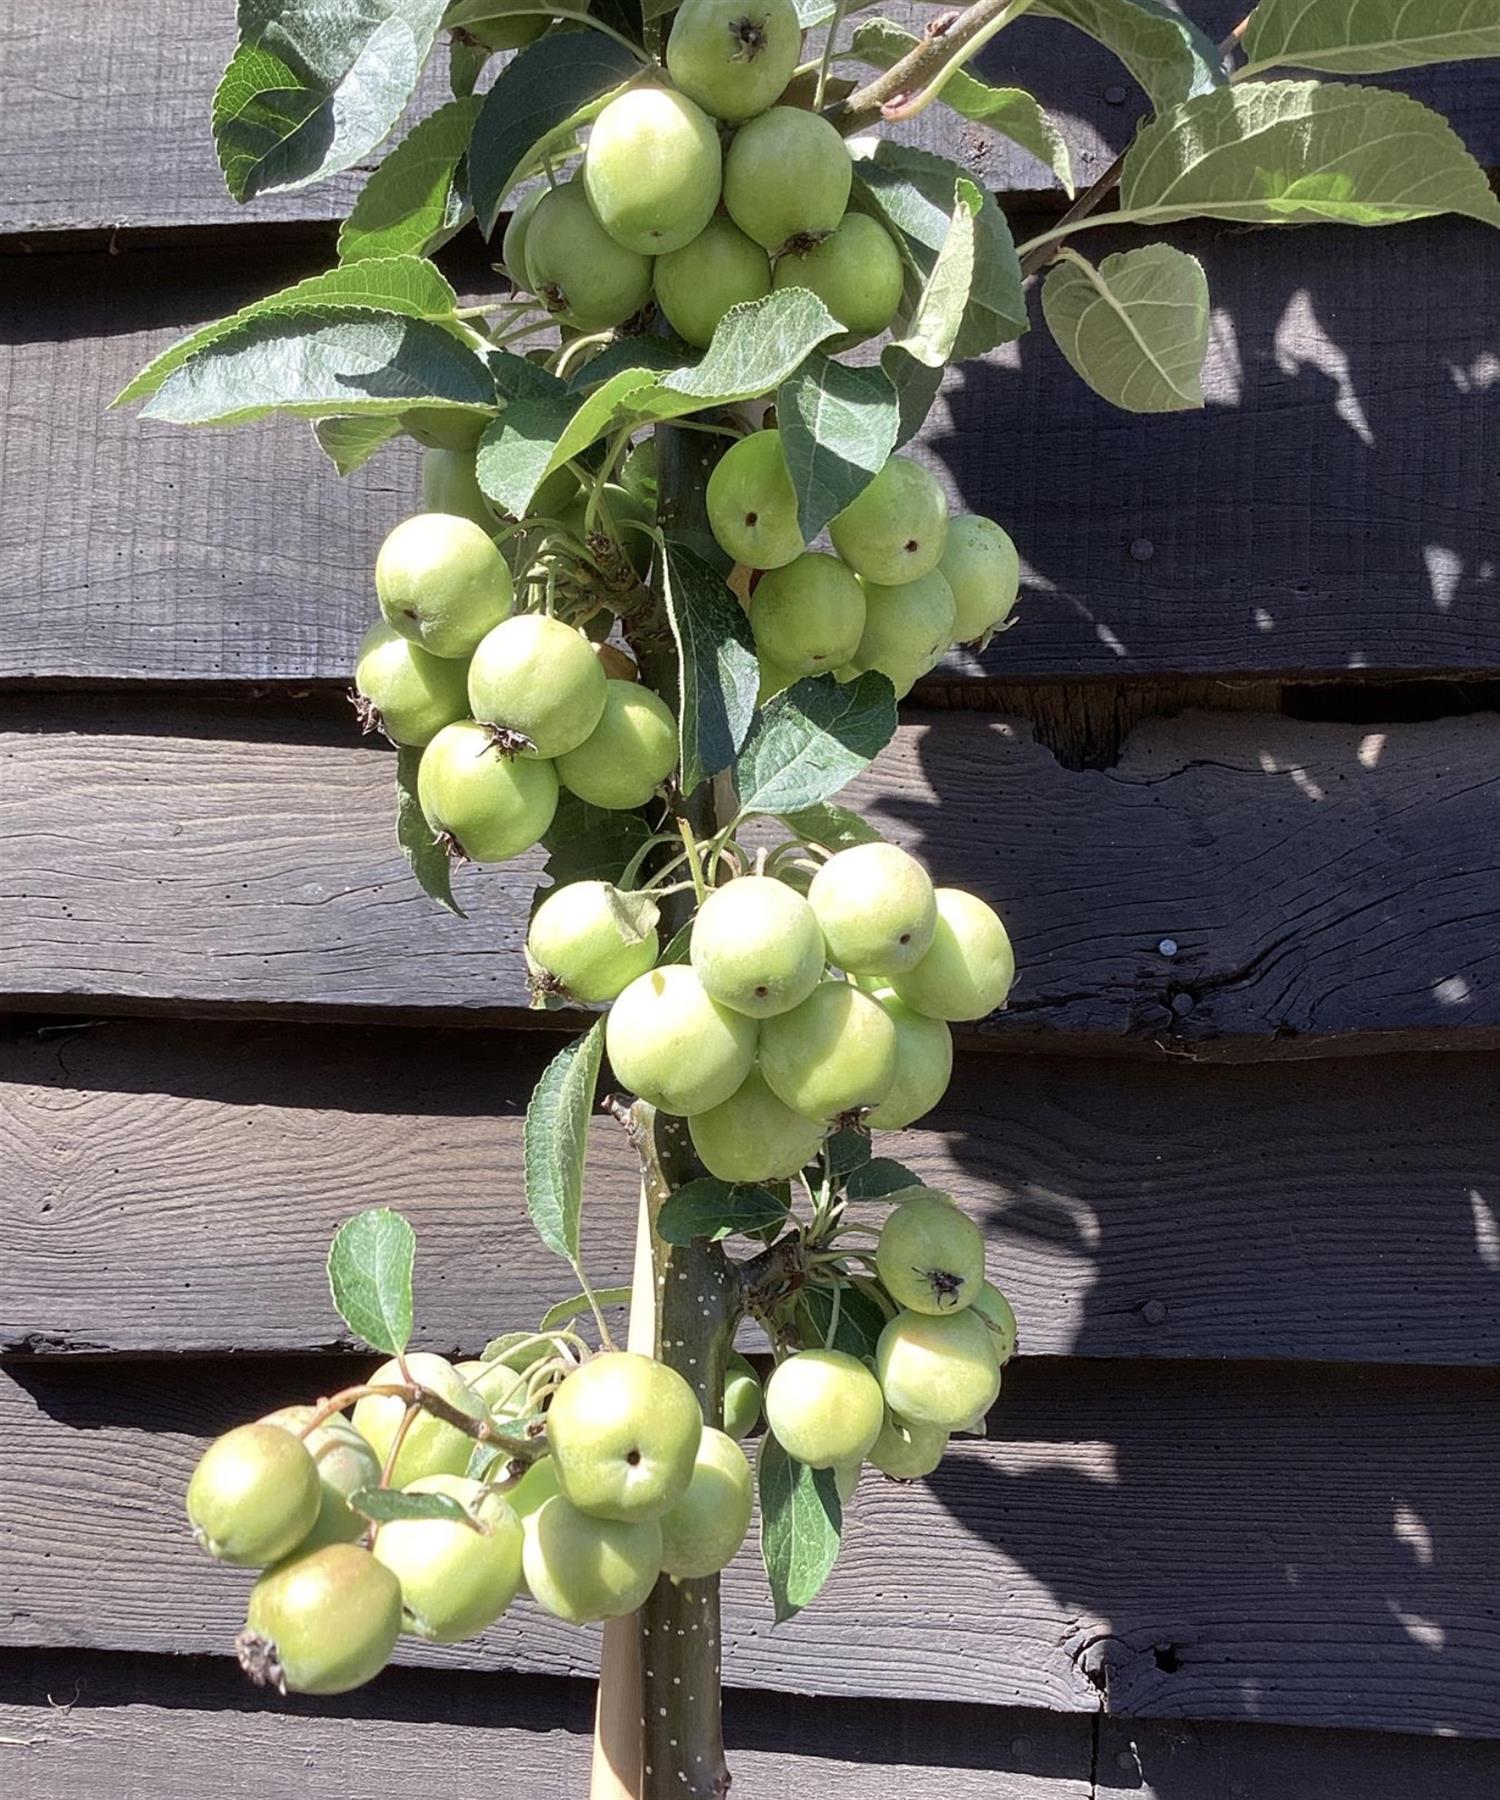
[5,1357,1497,1736]
[2,698,1497,1055]
[0,1651,1091,1800]
[5,218,1500,688]
[5,1018,1500,1366]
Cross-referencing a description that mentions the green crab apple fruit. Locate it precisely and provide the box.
[829,456,950,586]
[261,1406,383,1552]
[807,842,936,976]
[559,483,654,582]
[875,1307,1001,1430]
[706,429,804,570]
[876,1194,985,1314]
[723,1351,763,1438]
[525,181,653,331]
[422,447,502,538]
[865,988,954,1130]
[417,720,560,864]
[939,514,1020,643]
[690,874,826,1018]
[372,1475,524,1643]
[506,1454,560,1524]
[583,87,722,256]
[654,216,772,349]
[750,551,865,676]
[868,1411,948,1480]
[556,680,677,810]
[527,879,660,1003]
[501,185,545,291]
[400,408,487,452]
[353,621,470,749]
[666,0,803,121]
[605,964,758,1115]
[240,1543,403,1696]
[723,107,851,252]
[764,1348,884,1468]
[467,614,607,758]
[186,1422,321,1567]
[376,513,515,659]
[758,979,898,1122]
[772,214,904,338]
[849,568,957,699]
[351,1353,485,1490]
[453,1358,529,1421]
[459,1,549,53]
[688,1066,826,1183]
[546,1352,703,1522]
[970,1280,1018,1365]
[522,1494,663,1623]
[658,1427,754,1579]
[891,887,1016,1021]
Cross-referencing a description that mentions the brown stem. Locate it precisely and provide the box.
[295,1382,544,1463]
[823,0,1026,136]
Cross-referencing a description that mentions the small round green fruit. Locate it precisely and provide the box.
[758,979,898,1122]
[688,1066,826,1183]
[876,1194,985,1314]
[583,87,722,256]
[723,107,851,252]
[749,551,865,676]
[690,874,826,1018]
[764,1348,884,1468]
[654,216,773,349]
[772,214,904,338]
[970,1280,1018,1365]
[422,447,502,537]
[522,1494,663,1623]
[376,512,515,658]
[605,965,759,1115]
[351,1353,485,1489]
[666,0,803,122]
[850,568,957,698]
[453,1358,529,1422]
[417,720,560,864]
[829,456,950,586]
[658,1427,754,1579]
[546,1351,703,1522]
[889,887,1016,1021]
[555,681,677,810]
[525,182,653,331]
[875,1308,1000,1430]
[260,1406,383,1552]
[939,514,1020,643]
[705,429,804,569]
[722,1351,763,1439]
[502,185,546,291]
[467,614,608,758]
[528,879,660,1003]
[868,1412,947,1480]
[372,1474,523,1643]
[186,1422,321,1567]
[353,621,471,748]
[807,842,936,976]
[559,483,654,582]
[864,988,953,1129]
[240,1543,403,1696]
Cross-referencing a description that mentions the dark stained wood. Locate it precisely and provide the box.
[6,1018,1500,1367]
[6,221,1500,689]
[3,698,1498,1055]
[5,1357,1498,1735]
[0,1650,1092,1799]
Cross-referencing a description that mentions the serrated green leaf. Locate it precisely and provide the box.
[880,349,946,450]
[823,1127,872,1177]
[524,1021,606,1263]
[116,256,462,408]
[468,34,642,233]
[327,1207,416,1354]
[481,1329,539,1363]
[890,177,982,371]
[758,1435,842,1623]
[662,536,760,798]
[214,0,448,203]
[797,1280,888,1362]
[314,414,405,474]
[339,97,481,263]
[844,1157,924,1200]
[537,793,656,897]
[476,389,581,517]
[540,1286,633,1329]
[1032,0,1226,110]
[140,309,496,428]
[351,1485,472,1524]
[854,142,1025,360]
[735,673,898,819]
[1042,244,1209,413]
[775,802,885,854]
[1117,79,1500,230]
[566,335,697,394]
[777,355,899,543]
[395,745,465,914]
[657,1179,789,1246]
[1241,0,1500,78]
[849,21,1073,194]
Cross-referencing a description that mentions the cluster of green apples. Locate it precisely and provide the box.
[185,1340,768,1697]
[707,433,1020,703]
[503,0,911,348]
[354,503,677,863]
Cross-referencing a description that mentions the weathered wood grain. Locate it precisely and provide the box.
[2,699,1497,1054]
[5,1018,1500,1366]
[5,219,1500,688]
[4,1358,1497,1735]
[0,1651,1092,1800]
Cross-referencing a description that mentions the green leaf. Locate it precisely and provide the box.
[657,920,694,966]
[880,350,946,450]
[844,1158,924,1201]
[213,0,448,202]
[476,389,581,517]
[758,1435,842,1623]
[824,1127,872,1177]
[314,414,405,474]
[339,97,481,263]
[1041,244,1209,413]
[848,21,1073,193]
[468,34,642,233]
[566,334,698,394]
[538,792,655,894]
[798,1280,888,1362]
[524,1021,606,1263]
[777,355,899,543]
[1118,79,1500,230]
[395,745,464,914]
[116,256,462,408]
[141,310,496,427]
[327,1207,416,1354]
[656,1179,790,1246]
[1241,0,1500,77]
[854,141,1026,359]
[540,1286,633,1329]
[735,673,898,819]
[481,1329,541,1363]
[351,1486,472,1525]
[1032,0,1226,110]
[662,536,760,798]
[776,801,886,855]
[887,177,982,374]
